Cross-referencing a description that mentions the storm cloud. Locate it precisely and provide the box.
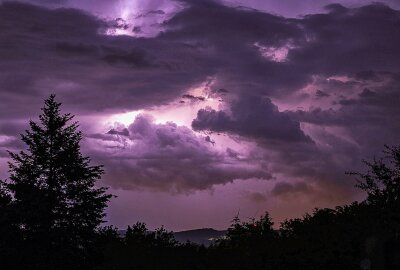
[192,95,312,143]
[87,114,271,192]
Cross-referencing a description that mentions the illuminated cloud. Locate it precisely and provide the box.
[254,42,294,62]
[88,114,272,192]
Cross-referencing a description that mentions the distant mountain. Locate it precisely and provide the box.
[174,228,227,246]
[117,228,227,246]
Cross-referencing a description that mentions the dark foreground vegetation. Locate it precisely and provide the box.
[1,96,400,270]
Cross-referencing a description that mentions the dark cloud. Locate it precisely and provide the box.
[338,98,357,106]
[160,0,309,97]
[1,1,398,121]
[88,115,272,192]
[287,73,400,187]
[101,48,153,68]
[109,18,130,31]
[0,121,26,136]
[324,3,347,13]
[132,26,142,34]
[246,191,268,203]
[292,73,400,129]
[192,95,312,143]
[315,90,330,98]
[290,3,400,76]
[0,2,212,119]
[271,181,312,196]
[217,88,229,93]
[53,42,153,67]
[358,88,376,98]
[182,94,206,102]
[164,0,301,46]
[204,135,215,145]
[354,70,380,82]
[0,2,103,38]
[136,9,166,19]
[54,42,99,56]
[107,128,129,136]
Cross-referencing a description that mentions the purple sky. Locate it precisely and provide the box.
[1,0,400,230]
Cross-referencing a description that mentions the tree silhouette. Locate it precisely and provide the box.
[349,145,400,234]
[348,145,400,269]
[2,95,112,269]
[351,146,400,204]
[0,182,22,269]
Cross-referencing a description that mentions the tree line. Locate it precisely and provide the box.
[0,95,399,269]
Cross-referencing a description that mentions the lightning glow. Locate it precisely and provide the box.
[107,110,144,126]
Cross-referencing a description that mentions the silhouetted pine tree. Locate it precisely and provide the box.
[4,95,112,269]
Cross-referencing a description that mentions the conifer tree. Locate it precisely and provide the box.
[4,95,112,269]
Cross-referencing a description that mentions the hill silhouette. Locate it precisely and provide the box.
[174,228,227,246]
[118,228,227,246]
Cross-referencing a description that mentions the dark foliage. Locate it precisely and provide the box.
[94,222,208,270]
[349,145,400,235]
[0,95,111,270]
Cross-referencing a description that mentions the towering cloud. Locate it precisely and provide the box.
[87,114,271,193]
[192,96,312,143]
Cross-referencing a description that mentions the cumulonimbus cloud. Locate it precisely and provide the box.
[87,114,272,192]
[192,95,313,143]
